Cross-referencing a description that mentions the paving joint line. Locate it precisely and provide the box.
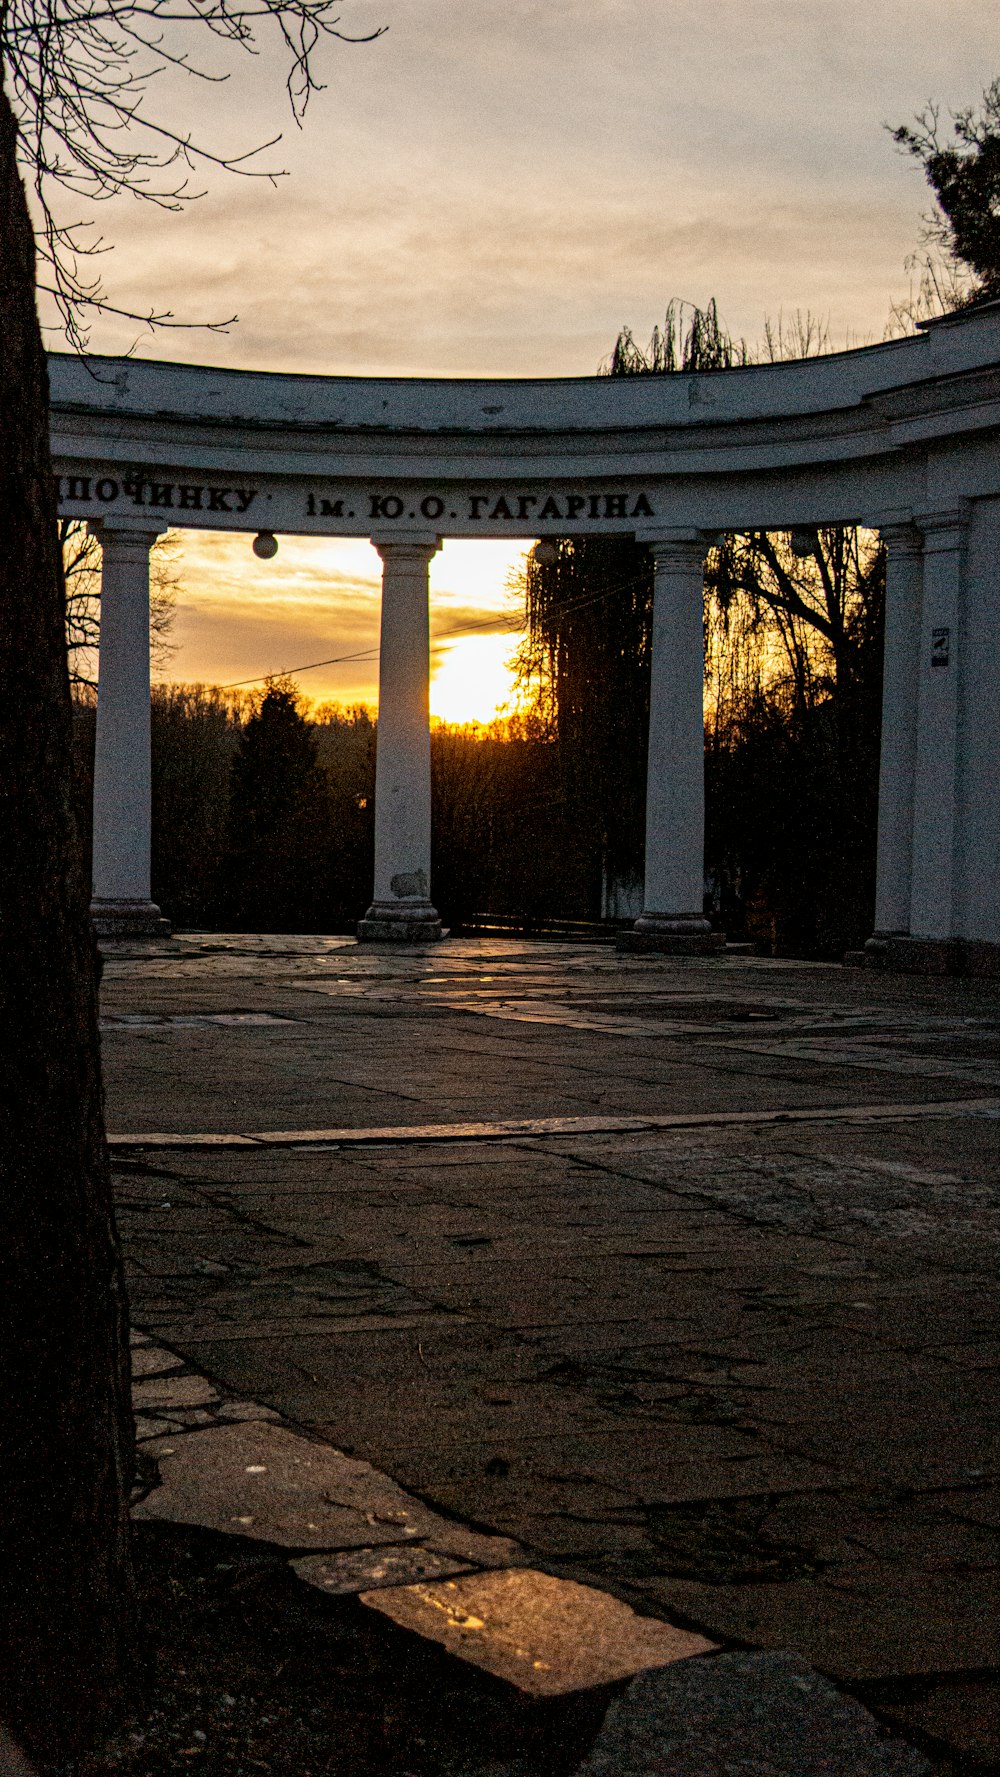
[108,1095,1000,1151]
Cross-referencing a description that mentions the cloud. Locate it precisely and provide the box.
[161,530,528,707]
[162,529,382,700]
[60,0,993,699]
[72,0,993,372]
[83,173,917,375]
[165,600,381,703]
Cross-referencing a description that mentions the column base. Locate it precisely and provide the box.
[91,898,171,939]
[358,900,444,943]
[849,934,1000,978]
[617,913,725,955]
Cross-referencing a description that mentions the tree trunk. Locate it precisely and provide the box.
[0,71,138,1760]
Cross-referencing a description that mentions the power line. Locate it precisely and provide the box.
[217,564,654,690]
[221,644,376,689]
[218,605,526,690]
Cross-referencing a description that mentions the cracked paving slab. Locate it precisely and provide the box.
[133,1419,448,1548]
[105,935,1000,1744]
[360,1567,717,1697]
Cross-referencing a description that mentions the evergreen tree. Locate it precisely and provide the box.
[150,686,245,929]
[223,682,335,932]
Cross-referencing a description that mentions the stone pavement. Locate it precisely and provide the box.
[101,934,1000,1769]
[576,1652,931,1776]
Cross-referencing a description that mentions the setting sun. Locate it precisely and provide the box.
[160,534,533,721]
[430,631,523,725]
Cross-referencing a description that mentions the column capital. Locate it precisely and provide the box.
[371,532,442,564]
[638,529,714,570]
[878,517,924,557]
[912,504,970,551]
[91,520,166,555]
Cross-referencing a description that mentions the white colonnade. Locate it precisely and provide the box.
[88,525,446,943]
[87,522,719,953]
[83,507,982,963]
[869,519,925,946]
[909,508,967,942]
[90,524,167,937]
[358,536,443,941]
[64,302,1000,971]
[624,533,723,954]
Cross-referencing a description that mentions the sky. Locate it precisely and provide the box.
[67,0,998,716]
[161,533,532,720]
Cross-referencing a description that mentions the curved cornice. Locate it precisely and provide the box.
[46,304,1000,534]
[48,303,999,431]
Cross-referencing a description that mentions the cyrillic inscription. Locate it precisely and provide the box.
[57,472,658,530]
[56,475,257,515]
[364,490,656,525]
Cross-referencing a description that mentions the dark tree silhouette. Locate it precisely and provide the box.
[223,681,335,931]
[149,685,246,926]
[704,528,885,953]
[518,302,748,913]
[519,536,653,910]
[892,79,1000,302]
[0,0,379,1756]
[518,302,887,948]
[606,296,748,376]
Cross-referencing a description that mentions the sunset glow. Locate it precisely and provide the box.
[430,632,523,726]
[160,531,531,721]
[107,1,994,725]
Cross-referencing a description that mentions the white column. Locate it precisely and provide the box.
[359,534,443,941]
[908,505,968,943]
[868,519,924,948]
[626,532,722,953]
[90,524,167,937]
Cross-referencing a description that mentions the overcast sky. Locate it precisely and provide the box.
[87,0,997,373]
[72,0,998,709]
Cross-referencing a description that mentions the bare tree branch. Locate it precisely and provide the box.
[2,0,385,345]
[61,517,178,687]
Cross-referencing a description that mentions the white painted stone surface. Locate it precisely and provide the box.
[873,521,924,937]
[45,303,1000,489]
[909,509,967,940]
[55,301,1000,966]
[359,536,442,941]
[90,524,166,936]
[634,535,717,948]
[956,496,1000,946]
